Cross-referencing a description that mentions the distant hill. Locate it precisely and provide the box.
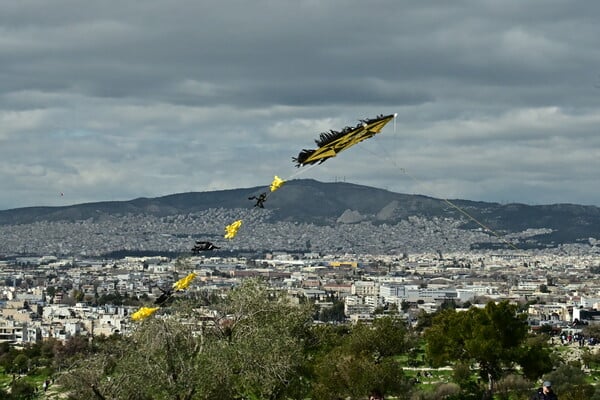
[1,179,599,248]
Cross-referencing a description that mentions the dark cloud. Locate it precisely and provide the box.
[1,0,600,210]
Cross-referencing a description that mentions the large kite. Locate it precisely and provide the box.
[188,113,393,251]
[293,113,396,167]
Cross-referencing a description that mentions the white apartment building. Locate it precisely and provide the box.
[351,280,379,297]
[379,283,458,304]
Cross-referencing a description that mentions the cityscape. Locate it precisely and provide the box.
[3,2,600,396]
[2,177,600,346]
[1,189,600,398]
[1,229,600,345]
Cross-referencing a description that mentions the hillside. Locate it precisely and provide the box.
[1,179,599,251]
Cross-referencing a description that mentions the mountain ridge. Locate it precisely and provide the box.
[1,179,599,248]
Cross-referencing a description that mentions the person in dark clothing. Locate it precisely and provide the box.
[532,381,558,400]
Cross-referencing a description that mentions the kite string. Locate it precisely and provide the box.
[395,161,520,251]
[224,163,313,239]
[362,139,522,252]
[285,162,319,180]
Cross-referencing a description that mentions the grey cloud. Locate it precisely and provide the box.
[1,1,600,209]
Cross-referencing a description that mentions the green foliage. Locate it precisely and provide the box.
[582,323,600,340]
[312,351,411,400]
[96,291,125,305]
[308,323,351,354]
[0,350,17,373]
[423,300,550,397]
[452,361,475,390]
[411,383,462,400]
[318,299,345,322]
[59,278,315,400]
[310,316,414,399]
[581,347,600,369]
[401,300,410,312]
[5,285,578,399]
[8,379,37,400]
[439,299,457,310]
[517,335,554,380]
[494,374,533,400]
[537,324,554,335]
[344,318,410,361]
[414,309,436,333]
[543,364,597,400]
[12,354,29,374]
[0,341,10,355]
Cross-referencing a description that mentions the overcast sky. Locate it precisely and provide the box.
[2,0,600,211]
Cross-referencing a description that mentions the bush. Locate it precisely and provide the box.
[9,380,37,399]
[495,374,533,400]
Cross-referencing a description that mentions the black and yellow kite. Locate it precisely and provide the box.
[131,272,197,321]
[293,114,396,167]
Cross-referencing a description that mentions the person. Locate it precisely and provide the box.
[531,381,558,400]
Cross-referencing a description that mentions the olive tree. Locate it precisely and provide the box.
[311,316,415,400]
[59,278,314,400]
[424,301,552,398]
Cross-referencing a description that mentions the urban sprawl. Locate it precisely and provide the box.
[2,242,600,345]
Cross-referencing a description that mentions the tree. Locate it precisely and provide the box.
[311,316,415,399]
[424,301,551,398]
[440,299,457,310]
[318,298,345,322]
[208,279,315,399]
[542,364,597,400]
[537,324,555,335]
[46,286,56,297]
[59,278,315,400]
[312,350,411,400]
[581,347,600,370]
[414,309,436,333]
[8,379,37,399]
[516,334,555,381]
[0,349,17,373]
[452,361,480,394]
[582,323,600,340]
[401,300,411,312]
[12,354,29,374]
[494,374,533,400]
